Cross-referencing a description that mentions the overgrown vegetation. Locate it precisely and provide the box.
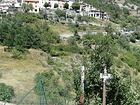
[34,33,140,105]
[0,83,15,102]
[0,4,140,104]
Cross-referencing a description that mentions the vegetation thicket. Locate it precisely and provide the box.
[0,2,140,103]
[0,83,15,102]
[35,33,140,105]
[22,3,33,13]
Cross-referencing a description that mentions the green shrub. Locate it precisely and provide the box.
[121,51,139,71]
[35,71,73,105]
[54,3,58,8]
[15,13,39,23]
[130,36,136,43]
[0,83,15,102]
[72,2,80,11]
[49,44,83,56]
[47,55,54,65]
[11,48,25,59]
[55,9,66,18]
[63,2,69,9]
[0,72,2,78]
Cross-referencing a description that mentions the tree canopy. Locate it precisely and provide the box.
[22,3,33,13]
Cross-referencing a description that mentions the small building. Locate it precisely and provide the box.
[0,2,13,14]
[88,10,109,20]
[80,2,109,20]
[0,0,22,14]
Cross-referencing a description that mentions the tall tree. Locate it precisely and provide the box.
[63,2,69,9]
[22,3,33,13]
[74,35,135,105]
[0,83,15,102]
[44,2,50,8]
[72,2,80,11]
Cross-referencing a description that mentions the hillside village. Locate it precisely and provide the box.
[0,0,109,20]
[0,0,140,105]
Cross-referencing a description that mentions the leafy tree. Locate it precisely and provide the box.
[74,35,135,105]
[44,2,50,8]
[104,23,114,34]
[54,3,58,8]
[0,83,15,102]
[130,36,136,43]
[11,47,26,59]
[15,25,41,49]
[55,9,66,18]
[63,2,69,9]
[15,13,39,23]
[123,8,130,16]
[22,3,33,13]
[72,2,80,11]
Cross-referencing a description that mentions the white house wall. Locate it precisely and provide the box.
[21,0,109,20]
[44,0,74,10]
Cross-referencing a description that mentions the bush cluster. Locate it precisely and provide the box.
[0,83,15,102]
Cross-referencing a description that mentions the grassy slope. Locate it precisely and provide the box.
[0,45,79,104]
[0,41,140,104]
[0,46,47,103]
[47,19,110,35]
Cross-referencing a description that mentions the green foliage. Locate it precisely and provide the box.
[116,35,130,50]
[84,0,131,23]
[132,32,140,40]
[54,3,58,8]
[0,72,2,78]
[130,36,136,43]
[0,13,61,58]
[47,55,54,65]
[22,3,33,13]
[49,44,83,56]
[127,0,140,6]
[35,71,73,105]
[104,23,114,34]
[0,83,15,102]
[11,47,26,59]
[63,3,69,9]
[72,2,80,11]
[77,15,93,22]
[44,2,50,8]
[55,9,66,18]
[15,12,39,23]
[123,46,140,72]
[14,25,41,49]
[74,34,136,105]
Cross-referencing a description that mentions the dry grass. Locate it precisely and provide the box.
[0,46,48,103]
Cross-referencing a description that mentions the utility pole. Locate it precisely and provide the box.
[100,65,111,105]
[79,66,85,105]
